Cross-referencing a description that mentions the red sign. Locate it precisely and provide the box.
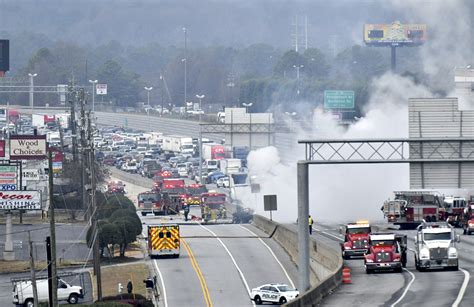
[49,147,63,163]
[0,140,5,157]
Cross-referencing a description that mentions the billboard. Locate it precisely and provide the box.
[0,190,42,210]
[9,135,47,160]
[96,84,107,95]
[364,22,427,46]
[0,39,9,72]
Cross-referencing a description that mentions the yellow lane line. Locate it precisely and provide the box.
[182,239,213,307]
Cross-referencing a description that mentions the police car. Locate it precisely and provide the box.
[250,283,299,305]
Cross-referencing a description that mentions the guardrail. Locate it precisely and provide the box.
[252,215,342,306]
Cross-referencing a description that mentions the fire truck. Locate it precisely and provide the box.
[160,179,186,214]
[148,224,180,258]
[462,196,474,235]
[340,221,371,259]
[106,181,125,194]
[137,191,169,216]
[201,192,227,221]
[364,233,407,274]
[444,196,466,227]
[185,184,208,206]
[382,191,445,229]
[152,170,172,191]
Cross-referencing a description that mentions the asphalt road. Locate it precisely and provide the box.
[312,222,473,307]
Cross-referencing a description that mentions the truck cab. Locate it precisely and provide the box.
[414,222,459,271]
[462,203,474,235]
[364,233,406,273]
[340,221,371,259]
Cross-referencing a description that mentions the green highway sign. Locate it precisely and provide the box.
[324,90,355,109]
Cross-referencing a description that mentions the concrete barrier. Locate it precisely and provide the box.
[253,215,342,306]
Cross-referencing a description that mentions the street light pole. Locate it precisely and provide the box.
[196,94,205,183]
[183,27,188,114]
[144,86,153,131]
[242,102,253,113]
[293,65,304,95]
[28,73,38,110]
[89,80,98,113]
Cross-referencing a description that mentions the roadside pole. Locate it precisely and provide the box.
[28,231,39,306]
[48,149,58,306]
[199,115,203,183]
[297,161,310,292]
[3,211,14,260]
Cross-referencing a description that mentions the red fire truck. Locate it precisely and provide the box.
[160,179,186,214]
[382,191,446,229]
[340,221,371,259]
[201,192,227,221]
[462,196,474,235]
[137,191,169,216]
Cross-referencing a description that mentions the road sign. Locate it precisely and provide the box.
[251,183,261,194]
[264,195,277,211]
[96,84,107,95]
[0,190,42,210]
[324,90,355,109]
[0,184,17,191]
[52,162,62,174]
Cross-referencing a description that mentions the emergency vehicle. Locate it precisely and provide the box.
[462,199,474,235]
[250,283,299,305]
[382,191,445,229]
[161,179,186,214]
[444,196,466,227]
[148,224,180,258]
[364,233,407,274]
[340,221,371,259]
[201,192,227,221]
[106,181,125,194]
[137,191,168,216]
[185,184,208,205]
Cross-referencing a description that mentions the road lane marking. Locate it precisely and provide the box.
[314,227,344,242]
[390,268,415,307]
[181,239,213,307]
[198,223,256,307]
[239,225,296,289]
[153,259,168,307]
[452,268,470,307]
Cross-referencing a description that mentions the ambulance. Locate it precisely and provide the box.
[148,224,180,258]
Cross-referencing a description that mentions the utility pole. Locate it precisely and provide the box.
[28,231,38,307]
[88,111,102,300]
[69,82,78,162]
[79,89,90,222]
[47,149,58,306]
[183,27,188,113]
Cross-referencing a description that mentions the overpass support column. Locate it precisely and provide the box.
[297,161,309,292]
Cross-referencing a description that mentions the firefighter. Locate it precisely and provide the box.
[220,205,227,219]
[127,279,133,294]
[143,276,154,300]
[308,215,314,235]
[203,205,209,220]
[184,204,190,221]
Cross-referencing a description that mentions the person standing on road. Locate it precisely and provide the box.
[184,204,190,221]
[127,279,133,294]
[308,215,314,235]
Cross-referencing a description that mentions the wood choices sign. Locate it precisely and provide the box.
[9,135,47,160]
[0,190,42,210]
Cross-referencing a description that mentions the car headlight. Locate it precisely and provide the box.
[420,248,430,259]
[393,257,400,262]
[448,247,458,258]
[366,258,374,263]
[469,223,474,227]
[344,246,351,250]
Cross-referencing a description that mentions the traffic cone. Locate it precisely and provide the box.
[342,267,352,284]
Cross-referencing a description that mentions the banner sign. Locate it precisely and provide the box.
[9,135,47,160]
[0,165,17,179]
[0,190,42,210]
[22,169,40,181]
[52,162,62,174]
[0,184,17,191]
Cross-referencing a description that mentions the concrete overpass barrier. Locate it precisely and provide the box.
[252,215,342,306]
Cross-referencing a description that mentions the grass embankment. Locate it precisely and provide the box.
[94,262,148,298]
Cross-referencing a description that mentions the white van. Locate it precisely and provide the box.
[12,278,84,306]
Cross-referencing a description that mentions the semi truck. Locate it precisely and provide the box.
[162,135,194,156]
[382,191,445,229]
[32,114,57,128]
[340,221,371,259]
[414,222,459,271]
[202,143,225,160]
[148,224,180,258]
[220,158,242,175]
[364,233,407,273]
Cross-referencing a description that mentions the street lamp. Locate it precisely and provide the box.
[196,94,205,111]
[242,102,253,113]
[144,87,153,131]
[183,27,188,114]
[89,80,98,113]
[28,73,38,110]
[293,64,304,80]
[285,111,297,116]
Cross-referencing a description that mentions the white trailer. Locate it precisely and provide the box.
[220,158,242,175]
[162,135,193,154]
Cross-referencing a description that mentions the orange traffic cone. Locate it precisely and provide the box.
[342,267,352,284]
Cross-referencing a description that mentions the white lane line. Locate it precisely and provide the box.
[153,259,168,307]
[391,268,416,307]
[452,268,471,307]
[239,225,296,289]
[315,228,344,242]
[198,223,256,307]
